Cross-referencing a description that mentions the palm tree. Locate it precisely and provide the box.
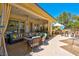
[56,12,71,25]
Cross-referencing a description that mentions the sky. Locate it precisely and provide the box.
[38,3,79,18]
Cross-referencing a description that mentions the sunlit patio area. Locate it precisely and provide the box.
[28,35,75,56]
[26,34,79,56]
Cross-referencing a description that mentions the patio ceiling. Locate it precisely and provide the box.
[11,6,44,20]
[10,3,55,22]
[10,5,48,24]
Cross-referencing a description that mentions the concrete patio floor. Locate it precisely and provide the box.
[29,35,75,56]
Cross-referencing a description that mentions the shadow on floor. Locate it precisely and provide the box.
[60,39,72,44]
[43,40,49,46]
[25,53,32,56]
[32,47,44,53]
[6,40,32,56]
[31,39,50,53]
[60,45,79,56]
[6,37,53,56]
[60,39,79,46]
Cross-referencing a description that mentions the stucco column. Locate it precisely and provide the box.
[26,16,31,33]
[48,22,52,36]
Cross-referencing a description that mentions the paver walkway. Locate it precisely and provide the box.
[30,35,75,56]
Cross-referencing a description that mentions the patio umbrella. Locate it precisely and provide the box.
[53,23,62,27]
[60,25,65,30]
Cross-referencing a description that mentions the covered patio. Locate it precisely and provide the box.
[0,3,55,56]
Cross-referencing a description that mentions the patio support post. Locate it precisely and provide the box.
[27,16,31,33]
[48,22,52,36]
[24,16,29,33]
[1,3,11,56]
